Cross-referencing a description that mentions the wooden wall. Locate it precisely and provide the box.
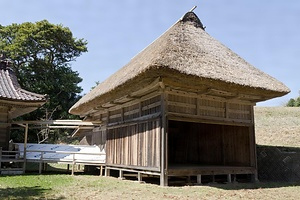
[168,120,251,167]
[0,106,9,149]
[104,95,161,125]
[91,84,256,173]
[95,94,162,171]
[166,90,253,123]
[106,119,160,171]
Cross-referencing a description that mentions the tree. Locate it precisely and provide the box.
[0,20,88,143]
[287,98,296,107]
[286,97,300,107]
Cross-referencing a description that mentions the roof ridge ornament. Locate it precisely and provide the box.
[180,6,206,30]
[179,6,197,21]
[0,52,12,69]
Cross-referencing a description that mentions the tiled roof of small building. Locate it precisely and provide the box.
[0,55,46,102]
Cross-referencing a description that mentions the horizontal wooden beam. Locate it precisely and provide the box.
[167,166,256,176]
[168,112,252,127]
[11,120,102,126]
[107,113,160,129]
[165,86,256,105]
[106,164,161,173]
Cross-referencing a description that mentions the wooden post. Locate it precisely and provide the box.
[227,174,232,183]
[233,174,237,183]
[0,147,2,173]
[197,174,202,184]
[187,176,191,184]
[119,169,124,180]
[67,164,70,172]
[23,124,29,174]
[100,165,103,176]
[249,105,259,182]
[39,152,44,174]
[105,167,110,177]
[160,93,168,186]
[44,163,48,172]
[72,153,75,175]
[138,172,142,182]
[212,175,215,183]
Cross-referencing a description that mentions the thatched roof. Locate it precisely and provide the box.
[70,12,290,115]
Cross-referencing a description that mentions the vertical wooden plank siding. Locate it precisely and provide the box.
[0,107,9,149]
[106,119,161,170]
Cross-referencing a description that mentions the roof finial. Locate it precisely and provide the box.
[189,6,197,12]
[0,52,12,69]
[179,6,198,21]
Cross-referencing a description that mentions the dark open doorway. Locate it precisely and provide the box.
[168,120,251,167]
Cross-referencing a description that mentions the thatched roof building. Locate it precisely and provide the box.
[70,12,289,116]
[69,12,289,186]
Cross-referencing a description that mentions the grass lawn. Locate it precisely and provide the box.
[1,174,300,200]
[254,107,300,147]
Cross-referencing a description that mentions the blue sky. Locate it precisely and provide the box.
[1,0,300,106]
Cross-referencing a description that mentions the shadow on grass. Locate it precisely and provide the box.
[0,186,65,199]
[25,163,70,173]
[204,181,300,191]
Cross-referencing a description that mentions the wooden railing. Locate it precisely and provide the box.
[0,147,25,174]
[25,150,106,175]
[0,147,106,175]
